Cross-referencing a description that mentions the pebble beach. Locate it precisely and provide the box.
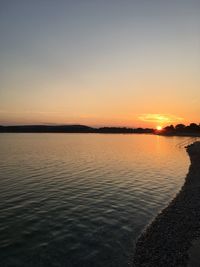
[133,141,200,266]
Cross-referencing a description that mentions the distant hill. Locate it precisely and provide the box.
[0,125,95,133]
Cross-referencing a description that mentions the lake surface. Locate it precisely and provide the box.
[0,134,190,267]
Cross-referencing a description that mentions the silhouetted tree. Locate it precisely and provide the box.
[187,123,200,132]
[164,125,175,132]
[175,124,186,131]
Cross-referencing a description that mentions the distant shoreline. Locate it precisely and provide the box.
[0,124,200,137]
[0,125,152,134]
[133,142,200,266]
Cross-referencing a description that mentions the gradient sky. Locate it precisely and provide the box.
[0,0,199,127]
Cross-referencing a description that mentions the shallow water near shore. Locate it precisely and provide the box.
[0,134,190,267]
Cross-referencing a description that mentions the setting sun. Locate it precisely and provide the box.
[156,126,163,131]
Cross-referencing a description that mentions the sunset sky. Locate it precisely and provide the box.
[0,0,199,127]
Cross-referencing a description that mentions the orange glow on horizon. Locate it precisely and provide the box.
[156,125,163,131]
[138,113,184,127]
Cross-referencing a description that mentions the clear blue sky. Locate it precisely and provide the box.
[0,0,199,126]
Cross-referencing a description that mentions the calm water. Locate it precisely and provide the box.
[0,134,190,267]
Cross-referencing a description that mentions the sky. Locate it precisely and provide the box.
[0,0,199,127]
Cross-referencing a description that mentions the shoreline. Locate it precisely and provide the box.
[0,125,200,137]
[133,141,200,266]
[0,132,200,138]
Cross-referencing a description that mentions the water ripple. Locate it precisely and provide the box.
[0,134,189,267]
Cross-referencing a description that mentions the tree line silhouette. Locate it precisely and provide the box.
[0,125,153,134]
[160,123,200,135]
[0,123,199,135]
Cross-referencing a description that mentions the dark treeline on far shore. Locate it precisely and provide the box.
[158,123,200,136]
[0,124,153,134]
[0,123,199,136]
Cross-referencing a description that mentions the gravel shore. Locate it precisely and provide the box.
[133,141,200,267]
